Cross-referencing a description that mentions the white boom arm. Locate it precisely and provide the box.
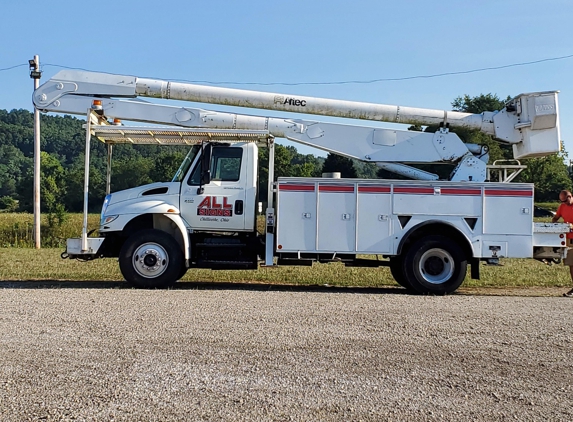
[33,70,561,181]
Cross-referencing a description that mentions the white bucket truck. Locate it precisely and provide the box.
[33,70,568,293]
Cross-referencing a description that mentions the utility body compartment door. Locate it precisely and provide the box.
[356,184,392,253]
[276,182,317,252]
[317,183,356,252]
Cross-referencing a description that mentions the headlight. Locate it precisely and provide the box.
[100,194,112,225]
[101,215,119,225]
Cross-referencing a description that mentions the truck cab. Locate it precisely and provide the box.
[80,126,271,288]
[176,143,258,233]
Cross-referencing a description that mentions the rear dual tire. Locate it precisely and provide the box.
[389,257,413,290]
[394,235,467,294]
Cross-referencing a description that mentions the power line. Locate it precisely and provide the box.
[0,63,28,72]
[1,53,572,86]
[183,54,573,86]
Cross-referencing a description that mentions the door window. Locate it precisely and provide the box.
[188,147,243,185]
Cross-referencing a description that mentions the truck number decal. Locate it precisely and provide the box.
[197,196,233,216]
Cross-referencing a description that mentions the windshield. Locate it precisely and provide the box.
[171,145,201,182]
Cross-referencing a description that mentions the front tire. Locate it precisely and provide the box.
[402,235,467,294]
[177,265,188,280]
[119,229,183,288]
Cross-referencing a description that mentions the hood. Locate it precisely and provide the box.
[108,182,181,205]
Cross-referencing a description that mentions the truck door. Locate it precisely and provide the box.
[180,144,249,232]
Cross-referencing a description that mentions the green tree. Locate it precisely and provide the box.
[516,147,572,201]
[258,144,293,203]
[64,155,107,212]
[451,93,513,163]
[149,151,187,182]
[17,152,68,225]
[41,152,67,214]
[0,144,30,198]
[354,161,379,179]
[257,144,325,202]
[290,150,323,178]
[377,93,514,180]
[111,157,154,192]
[321,153,357,178]
[451,93,508,114]
[274,144,295,178]
[0,196,18,211]
[0,110,200,211]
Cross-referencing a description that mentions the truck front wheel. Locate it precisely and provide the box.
[119,229,183,288]
[402,235,467,294]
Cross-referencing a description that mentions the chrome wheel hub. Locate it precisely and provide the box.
[418,248,454,284]
[133,242,169,278]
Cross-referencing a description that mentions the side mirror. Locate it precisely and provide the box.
[201,169,211,185]
[201,143,212,183]
[197,143,212,194]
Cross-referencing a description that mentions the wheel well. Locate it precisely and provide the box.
[397,221,473,259]
[113,214,185,252]
[123,214,154,237]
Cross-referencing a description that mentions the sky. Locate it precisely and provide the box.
[1,0,572,159]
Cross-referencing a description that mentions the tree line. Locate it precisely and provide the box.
[0,93,570,217]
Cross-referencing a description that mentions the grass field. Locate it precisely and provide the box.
[0,247,569,289]
[0,212,570,289]
[0,213,101,248]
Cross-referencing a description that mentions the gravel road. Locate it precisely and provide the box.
[0,282,572,421]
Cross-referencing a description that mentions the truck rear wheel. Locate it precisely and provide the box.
[119,229,183,288]
[389,257,413,291]
[402,235,467,294]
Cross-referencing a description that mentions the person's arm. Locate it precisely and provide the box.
[552,205,562,223]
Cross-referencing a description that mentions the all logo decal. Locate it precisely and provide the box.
[197,196,233,216]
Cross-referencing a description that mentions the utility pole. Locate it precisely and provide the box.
[29,55,42,249]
